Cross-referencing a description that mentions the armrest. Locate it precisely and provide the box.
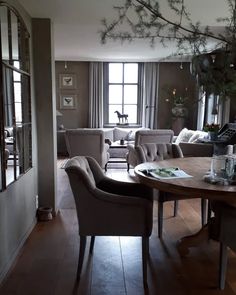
[97,177,153,200]
[127,143,135,151]
[104,143,110,152]
[126,144,139,167]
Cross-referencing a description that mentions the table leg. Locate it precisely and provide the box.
[177,225,209,256]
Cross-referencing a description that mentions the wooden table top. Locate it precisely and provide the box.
[134,157,236,204]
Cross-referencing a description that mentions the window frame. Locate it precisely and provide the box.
[103,62,142,127]
[0,2,32,191]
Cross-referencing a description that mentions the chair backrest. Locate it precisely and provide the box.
[65,129,109,167]
[134,129,174,148]
[64,156,102,230]
[136,143,183,163]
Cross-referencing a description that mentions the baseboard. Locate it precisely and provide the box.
[0,217,37,285]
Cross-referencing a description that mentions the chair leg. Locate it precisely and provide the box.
[201,198,208,227]
[173,200,179,217]
[89,236,95,254]
[127,163,130,172]
[158,201,164,239]
[219,242,228,290]
[105,163,107,172]
[142,236,149,288]
[207,200,212,223]
[77,235,86,281]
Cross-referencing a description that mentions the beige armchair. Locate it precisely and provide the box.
[136,143,207,238]
[65,156,153,286]
[65,129,110,170]
[126,129,174,171]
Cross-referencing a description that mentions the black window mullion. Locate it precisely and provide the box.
[122,63,124,114]
[7,8,13,65]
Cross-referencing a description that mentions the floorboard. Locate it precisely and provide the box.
[0,159,236,295]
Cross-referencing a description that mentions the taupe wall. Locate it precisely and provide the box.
[55,61,89,128]
[158,62,197,132]
[32,19,57,213]
[0,0,38,282]
[55,61,198,132]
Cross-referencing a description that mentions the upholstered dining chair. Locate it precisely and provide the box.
[126,129,174,171]
[136,143,208,238]
[65,156,153,286]
[209,200,236,290]
[207,145,236,289]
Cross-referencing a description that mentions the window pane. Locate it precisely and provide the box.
[124,63,138,83]
[15,102,22,122]
[11,12,19,60]
[13,70,21,81]
[0,7,9,60]
[109,63,122,83]
[124,85,137,104]
[109,85,122,104]
[124,105,137,123]
[109,105,122,124]
[14,83,21,102]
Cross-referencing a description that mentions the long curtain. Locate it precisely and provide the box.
[141,62,159,129]
[88,62,104,128]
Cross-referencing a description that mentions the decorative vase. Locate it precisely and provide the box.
[171,104,188,118]
[208,131,218,141]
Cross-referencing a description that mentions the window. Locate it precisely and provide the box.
[0,3,32,191]
[104,62,141,125]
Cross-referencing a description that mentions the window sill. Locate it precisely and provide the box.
[103,124,142,129]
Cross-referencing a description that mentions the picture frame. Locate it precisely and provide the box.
[60,94,77,110]
[59,73,77,89]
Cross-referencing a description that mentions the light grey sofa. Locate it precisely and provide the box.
[103,126,149,158]
[173,127,214,157]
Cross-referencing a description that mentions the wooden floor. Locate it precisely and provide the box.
[0,159,236,295]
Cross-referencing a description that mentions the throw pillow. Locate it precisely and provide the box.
[189,131,208,143]
[126,130,136,141]
[113,127,130,142]
[175,128,195,144]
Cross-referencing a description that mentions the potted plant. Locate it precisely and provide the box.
[163,86,188,118]
[203,123,220,141]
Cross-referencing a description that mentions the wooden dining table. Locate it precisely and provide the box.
[134,157,236,204]
[134,157,236,254]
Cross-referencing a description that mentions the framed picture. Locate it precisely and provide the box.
[60,95,77,110]
[59,73,77,89]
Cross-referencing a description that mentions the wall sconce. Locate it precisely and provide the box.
[145,105,156,109]
[64,61,68,70]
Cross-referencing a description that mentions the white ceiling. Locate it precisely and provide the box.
[17,0,229,62]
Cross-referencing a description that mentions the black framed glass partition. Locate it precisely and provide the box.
[0,2,32,191]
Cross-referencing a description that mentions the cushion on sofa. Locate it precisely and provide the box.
[113,127,130,141]
[175,128,195,144]
[126,130,136,141]
[188,130,208,143]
